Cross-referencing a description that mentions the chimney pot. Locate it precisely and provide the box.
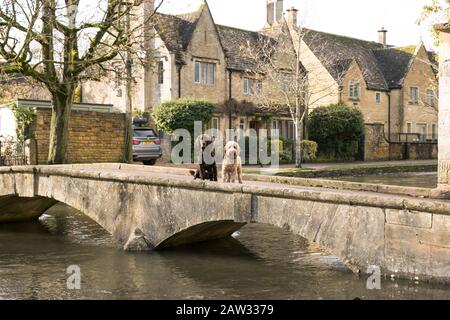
[287,7,298,27]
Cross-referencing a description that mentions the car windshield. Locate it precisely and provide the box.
[134,129,157,138]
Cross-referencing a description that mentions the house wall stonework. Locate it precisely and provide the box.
[179,7,228,105]
[400,45,438,137]
[341,61,389,126]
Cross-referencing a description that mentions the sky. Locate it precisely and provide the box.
[158,0,437,51]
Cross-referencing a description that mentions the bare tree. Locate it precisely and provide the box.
[0,0,163,164]
[241,25,351,167]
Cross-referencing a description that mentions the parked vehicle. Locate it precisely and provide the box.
[132,118,162,166]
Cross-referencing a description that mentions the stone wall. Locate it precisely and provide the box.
[364,123,437,161]
[32,109,125,164]
[364,124,390,161]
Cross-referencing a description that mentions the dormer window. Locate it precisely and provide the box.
[349,81,360,101]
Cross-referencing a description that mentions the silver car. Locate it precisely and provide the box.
[133,127,162,166]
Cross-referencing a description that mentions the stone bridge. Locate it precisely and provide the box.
[0,164,449,283]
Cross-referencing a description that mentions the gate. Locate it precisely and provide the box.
[0,140,27,166]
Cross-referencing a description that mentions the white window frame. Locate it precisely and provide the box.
[194,61,215,86]
[409,86,419,105]
[349,81,360,101]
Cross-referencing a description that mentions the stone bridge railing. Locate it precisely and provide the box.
[0,165,449,283]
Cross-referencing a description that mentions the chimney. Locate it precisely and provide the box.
[287,7,298,27]
[378,27,387,47]
[266,0,284,26]
[275,0,283,24]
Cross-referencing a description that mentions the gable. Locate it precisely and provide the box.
[403,44,438,86]
[185,2,225,61]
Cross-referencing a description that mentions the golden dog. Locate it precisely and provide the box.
[222,141,243,184]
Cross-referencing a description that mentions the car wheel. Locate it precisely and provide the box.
[143,160,157,166]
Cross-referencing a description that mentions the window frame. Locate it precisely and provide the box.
[194,61,216,86]
[409,86,419,105]
[194,62,201,84]
[375,92,381,104]
[158,60,164,85]
[426,89,435,107]
[243,78,262,96]
[432,123,437,141]
[349,81,360,101]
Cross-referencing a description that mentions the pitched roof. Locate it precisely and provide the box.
[153,7,436,91]
[153,11,201,63]
[372,47,415,89]
[216,25,274,71]
[302,29,389,91]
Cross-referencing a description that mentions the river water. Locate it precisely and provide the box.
[333,172,438,189]
[0,203,449,300]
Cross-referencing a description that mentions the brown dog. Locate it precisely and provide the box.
[189,134,218,181]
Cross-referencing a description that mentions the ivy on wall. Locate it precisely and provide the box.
[11,103,36,144]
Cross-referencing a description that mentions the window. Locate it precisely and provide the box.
[239,118,245,131]
[195,62,200,83]
[416,123,427,141]
[407,123,412,134]
[195,61,215,85]
[349,81,360,100]
[409,87,419,105]
[375,92,381,104]
[432,124,437,141]
[272,120,280,131]
[210,117,220,130]
[209,64,215,85]
[426,89,435,107]
[158,61,164,84]
[243,78,262,95]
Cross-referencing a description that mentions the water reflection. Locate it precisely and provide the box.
[0,203,448,300]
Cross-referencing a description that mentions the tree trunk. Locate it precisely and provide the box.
[295,120,303,168]
[47,90,73,164]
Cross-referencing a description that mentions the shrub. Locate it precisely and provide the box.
[151,99,216,134]
[301,140,318,162]
[308,104,364,160]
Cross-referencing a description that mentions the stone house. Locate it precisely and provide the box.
[83,0,299,141]
[80,0,438,157]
